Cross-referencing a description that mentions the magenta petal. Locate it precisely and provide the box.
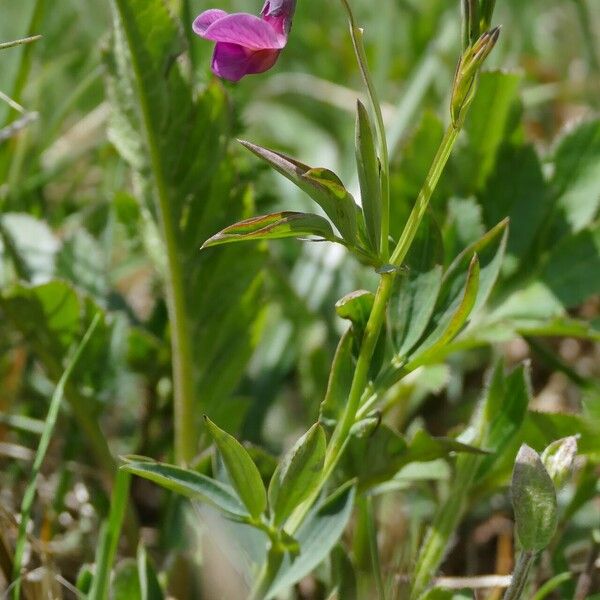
[193,9,229,36]
[211,42,280,82]
[203,13,286,50]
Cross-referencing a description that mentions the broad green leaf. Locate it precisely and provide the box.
[201,212,335,248]
[0,213,58,284]
[481,143,549,271]
[204,417,267,518]
[402,430,488,464]
[266,482,356,598]
[551,119,600,232]
[541,223,600,309]
[120,460,247,518]
[355,100,381,252]
[461,70,522,189]
[511,444,558,551]
[319,330,354,424]
[268,423,326,526]
[392,213,444,357]
[239,140,361,245]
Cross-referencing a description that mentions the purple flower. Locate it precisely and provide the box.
[193,0,296,82]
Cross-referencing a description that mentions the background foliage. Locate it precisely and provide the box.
[0,0,598,598]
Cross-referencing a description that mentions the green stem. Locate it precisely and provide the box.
[113,0,198,465]
[502,551,535,600]
[340,0,390,258]
[410,454,479,599]
[390,123,459,266]
[288,123,461,535]
[248,546,284,600]
[572,0,600,74]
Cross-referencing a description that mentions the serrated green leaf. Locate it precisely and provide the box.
[204,417,267,518]
[201,212,335,248]
[511,444,558,551]
[107,0,265,435]
[551,119,600,232]
[355,100,381,253]
[266,482,356,598]
[239,140,361,245]
[481,143,549,271]
[268,423,326,527]
[541,223,600,309]
[121,459,248,518]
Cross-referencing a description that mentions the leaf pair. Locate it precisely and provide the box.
[202,133,384,264]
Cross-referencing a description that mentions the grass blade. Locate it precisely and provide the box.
[11,313,101,600]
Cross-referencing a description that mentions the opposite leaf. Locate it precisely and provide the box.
[121,460,248,518]
[511,444,558,551]
[204,417,267,519]
[268,423,326,526]
[355,100,381,253]
[201,211,335,248]
[239,140,361,245]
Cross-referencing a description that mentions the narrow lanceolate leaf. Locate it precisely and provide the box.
[319,329,354,424]
[120,460,248,518]
[355,100,381,253]
[268,423,326,526]
[239,140,360,245]
[408,254,480,366]
[266,482,356,599]
[201,212,335,248]
[204,417,267,518]
[511,444,558,551]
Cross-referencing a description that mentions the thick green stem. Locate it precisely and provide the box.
[113,0,198,465]
[502,551,535,600]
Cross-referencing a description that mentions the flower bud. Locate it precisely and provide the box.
[450,27,501,126]
[511,444,558,552]
[541,436,578,490]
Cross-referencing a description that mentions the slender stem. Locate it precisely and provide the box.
[572,0,600,74]
[502,551,535,600]
[410,454,479,599]
[366,495,387,600]
[340,0,390,258]
[0,35,41,51]
[390,124,459,266]
[248,546,284,600]
[113,0,198,465]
